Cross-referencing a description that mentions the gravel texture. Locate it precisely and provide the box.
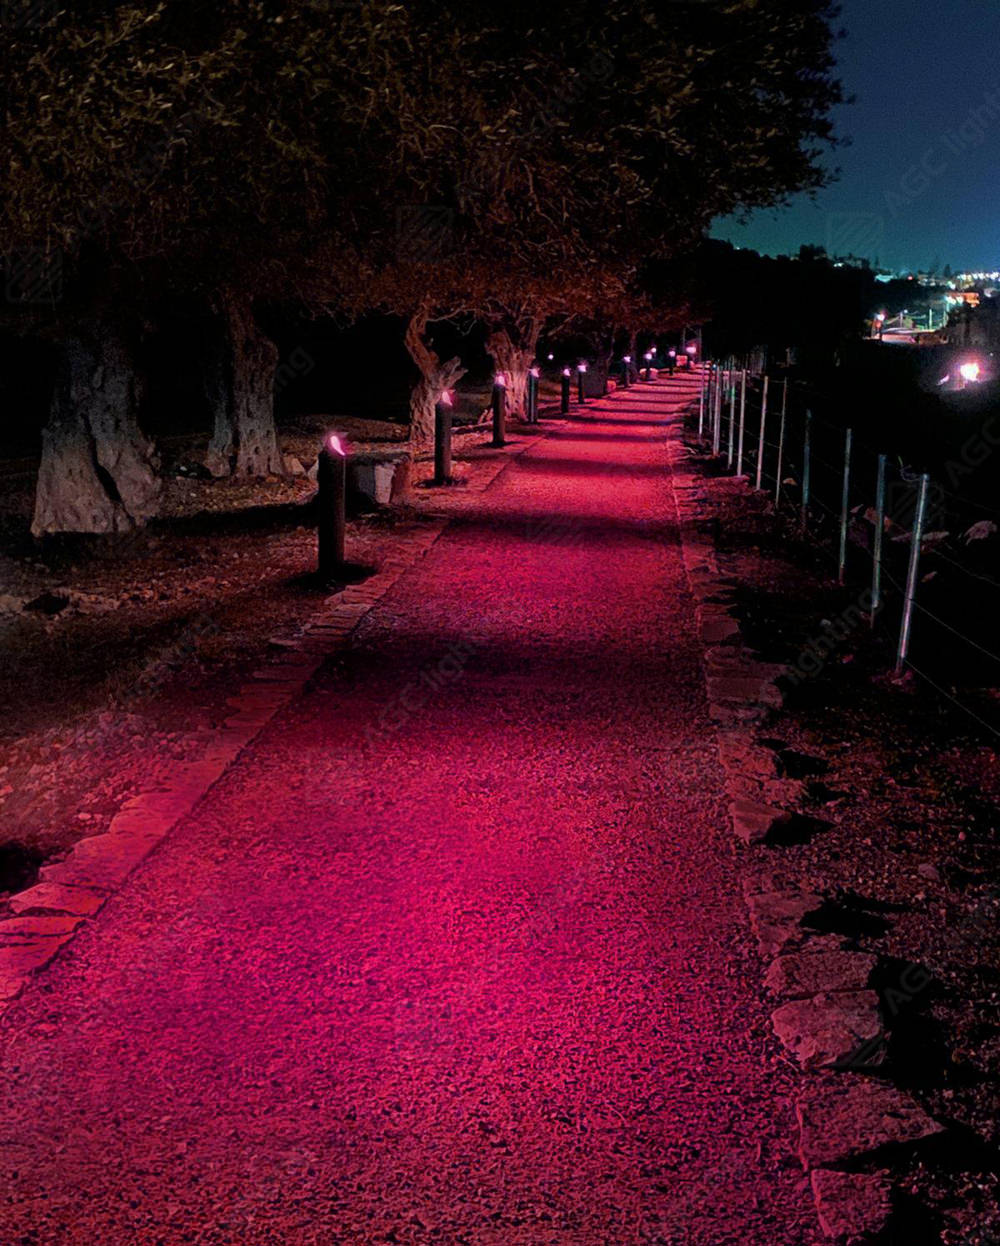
[0,381,819,1245]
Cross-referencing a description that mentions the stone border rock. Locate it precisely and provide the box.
[0,418,562,1022]
[665,400,947,1244]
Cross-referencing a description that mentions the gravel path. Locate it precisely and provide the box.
[0,380,819,1245]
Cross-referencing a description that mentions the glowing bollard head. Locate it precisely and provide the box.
[960,361,982,383]
[325,432,348,457]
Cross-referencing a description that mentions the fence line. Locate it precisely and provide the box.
[691,354,1000,739]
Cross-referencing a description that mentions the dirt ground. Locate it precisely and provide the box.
[685,445,1000,1246]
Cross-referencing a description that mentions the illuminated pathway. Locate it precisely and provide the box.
[0,377,820,1245]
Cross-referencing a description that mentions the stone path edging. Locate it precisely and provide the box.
[0,421,560,1021]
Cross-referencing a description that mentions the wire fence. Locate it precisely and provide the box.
[693,355,1000,741]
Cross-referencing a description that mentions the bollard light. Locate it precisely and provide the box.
[576,362,587,405]
[528,366,540,423]
[317,432,348,581]
[667,348,676,375]
[644,351,653,382]
[622,355,631,390]
[561,367,571,413]
[491,372,506,447]
[434,389,453,485]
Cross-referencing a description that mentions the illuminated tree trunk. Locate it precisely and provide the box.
[404,311,465,446]
[32,323,161,536]
[205,290,282,478]
[485,320,540,420]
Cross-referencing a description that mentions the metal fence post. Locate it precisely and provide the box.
[800,409,812,533]
[872,454,886,626]
[736,369,747,476]
[727,370,736,468]
[895,474,929,675]
[775,379,787,508]
[838,427,853,583]
[755,375,769,490]
[698,363,706,437]
[712,364,722,455]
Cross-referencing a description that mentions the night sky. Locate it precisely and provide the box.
[713,0,1000,273]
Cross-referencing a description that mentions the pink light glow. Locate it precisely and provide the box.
[685,344,697,355]
[530,367,540,378]
[439,389,454,407]
[624,355,632,363]
[577,363,588,373]
[326,433,347,457]
[960,361,982,383]
[668,349,676,358]
[562,367,572,377]
[495,373,507,387]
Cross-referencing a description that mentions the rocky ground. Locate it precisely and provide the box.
[682,439,1000,1246]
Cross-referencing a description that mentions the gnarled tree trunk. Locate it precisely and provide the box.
[485,320,540,420]
[404,312,465,446]
[32,323,161,536]
[205,290,282,477]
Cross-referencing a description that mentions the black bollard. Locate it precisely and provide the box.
[528,367,540,423]
[621,356,630,390]
[576,363,587,404]
[644,352,653,382]
[433,392,453,484]
[667,349,676,375]
[491,373,506,447]
[317,433,347,581]
[561,368,571,413]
